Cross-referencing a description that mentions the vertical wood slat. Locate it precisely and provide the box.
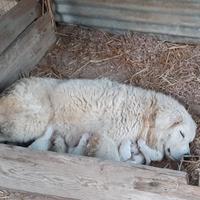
[0,0,41,55]
[54,0,200,43]
[0,13,56,91]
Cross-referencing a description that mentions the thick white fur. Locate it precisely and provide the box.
[0,77,197,164]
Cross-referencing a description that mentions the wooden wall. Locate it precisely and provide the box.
[54,0,200,44]
[0,0,56,91]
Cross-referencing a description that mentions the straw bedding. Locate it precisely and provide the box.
[30,25,200,185]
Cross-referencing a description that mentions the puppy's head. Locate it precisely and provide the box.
[156,108,196,161]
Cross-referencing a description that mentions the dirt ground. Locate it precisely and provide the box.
[31,25,200,185]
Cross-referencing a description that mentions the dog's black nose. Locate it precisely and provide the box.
[167,148,170,153]
[183,153,190,156]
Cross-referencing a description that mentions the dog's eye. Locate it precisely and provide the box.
[180,131,185,138]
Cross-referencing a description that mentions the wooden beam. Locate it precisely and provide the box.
[0,0,41,55]
[0,144,199,200]
[198,171,200,186]
[0,13,56,91]
[54,0,200,43]
[0,0,17,16]
[0,187,68,200]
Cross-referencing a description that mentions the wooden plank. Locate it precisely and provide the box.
[54,0,200,43]
[0,187,70,200]
[0,0,41,55]
[0,0,17,16]
[0,144,199,200]
[0,13,56,91]
[199,170,200,186]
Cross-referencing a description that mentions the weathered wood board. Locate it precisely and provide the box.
[0,13,56,91]
[0,144,199,200]
[0,0,17,16]
[0,0,41,55]
[54,0,200,43]
[0,187,68,200]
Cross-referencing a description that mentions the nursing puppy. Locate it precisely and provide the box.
[0,77,196,164]
[29,128,145,164]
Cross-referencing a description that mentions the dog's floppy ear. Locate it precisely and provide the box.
[157,112,183,130]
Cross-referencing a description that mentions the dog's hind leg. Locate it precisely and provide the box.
[28,126,54,151]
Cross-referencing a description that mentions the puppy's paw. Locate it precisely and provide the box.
[131,142,139,155]
[80,132,90,144]
[137,138,146,149]
[119,139,132,161]
[131,154,145,164]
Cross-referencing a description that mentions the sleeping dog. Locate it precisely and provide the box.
[0,77,196,164]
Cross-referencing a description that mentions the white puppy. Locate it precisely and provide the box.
[119,139,145,164]
[0,77,196,164]
[75,133,145,164]
[28,127,88,155]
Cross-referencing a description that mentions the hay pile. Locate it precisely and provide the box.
[31,25,200,185]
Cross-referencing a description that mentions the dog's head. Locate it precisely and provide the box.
[156,107,196,161]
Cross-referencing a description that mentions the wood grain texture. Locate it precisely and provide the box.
[0,0,41,55]
[0,187,72,200]
[54,0,200,43]
[0,144,199,200]
[0,13,56,91]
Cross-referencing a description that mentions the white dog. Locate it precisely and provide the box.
[0,77,196,164]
